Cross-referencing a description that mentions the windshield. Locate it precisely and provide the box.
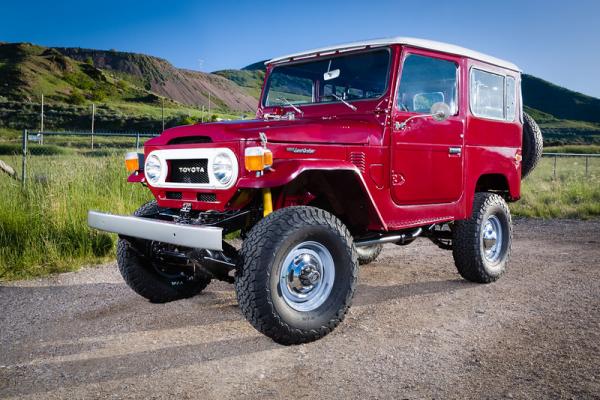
[263,49,391,107]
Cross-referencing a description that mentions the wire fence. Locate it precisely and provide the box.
[3,128,599,186]
[6,129,157,184]
[542,152,600,179]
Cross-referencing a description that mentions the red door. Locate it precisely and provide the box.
[391,50,464,206]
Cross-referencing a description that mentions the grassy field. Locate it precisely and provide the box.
[0,153,151,280]
[511,156,600,218]
[0,151,598,281]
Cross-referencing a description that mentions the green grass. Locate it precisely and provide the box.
[511,156,600,218]
[0,153,152,280]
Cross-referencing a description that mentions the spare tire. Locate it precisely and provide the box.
[522,112,543,179]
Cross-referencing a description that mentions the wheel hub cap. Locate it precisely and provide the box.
[482,215,503,262]
[279,241,335,312]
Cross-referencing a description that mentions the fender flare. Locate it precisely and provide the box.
[237,159,387,229]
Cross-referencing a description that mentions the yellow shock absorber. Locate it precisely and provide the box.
[262,188,273,217]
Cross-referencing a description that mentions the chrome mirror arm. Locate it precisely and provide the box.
[395,113,435,130]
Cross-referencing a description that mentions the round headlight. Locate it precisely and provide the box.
[212,153,233,185]
[144,154,162,184]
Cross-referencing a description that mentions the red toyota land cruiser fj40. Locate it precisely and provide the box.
[89,37,543,345]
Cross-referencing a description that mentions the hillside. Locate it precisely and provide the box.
[0,43,154,105]
[0,42,256,112]
[522,74,600,123]
[1,42,599,144]
[56,47,257,111]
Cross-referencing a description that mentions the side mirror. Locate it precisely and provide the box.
[395,102,452,130]
[430,102,451,122]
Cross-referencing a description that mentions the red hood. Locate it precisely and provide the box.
[146,115,385,146]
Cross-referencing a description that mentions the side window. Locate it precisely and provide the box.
[505,76,516,121]
[470,69,505,120]
[397,54,458,114]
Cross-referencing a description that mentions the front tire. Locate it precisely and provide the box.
[117,201,211,303]
[235,206,358,345]
[452,193,512,283]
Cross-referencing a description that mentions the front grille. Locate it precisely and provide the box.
[168,159,209,184]
[166,191,182,199]
[197,193,217,202]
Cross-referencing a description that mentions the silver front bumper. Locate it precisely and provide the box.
[88,211,223,251]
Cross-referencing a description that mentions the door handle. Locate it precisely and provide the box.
[449,147,462,155]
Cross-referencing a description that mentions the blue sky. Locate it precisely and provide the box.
[2,0,600,97]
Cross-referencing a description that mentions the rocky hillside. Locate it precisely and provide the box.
[56,47,257,111]
[0,42,256,112]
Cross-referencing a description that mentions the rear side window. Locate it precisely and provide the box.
[397,54,458,114]
[470,68,518,121]
[470,69,504,119]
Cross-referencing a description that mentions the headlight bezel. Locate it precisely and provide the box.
[212,152,234,185]
[144,154,163,184]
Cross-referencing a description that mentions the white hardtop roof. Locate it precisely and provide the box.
[266,37,520,71]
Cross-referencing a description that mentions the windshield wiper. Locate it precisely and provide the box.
[276,97,304,116]
[330,93,357,111]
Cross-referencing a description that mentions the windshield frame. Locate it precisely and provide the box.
[261,47,392,109]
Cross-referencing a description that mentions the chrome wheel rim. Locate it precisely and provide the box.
[279,241,335,312]
[481,215,503,263]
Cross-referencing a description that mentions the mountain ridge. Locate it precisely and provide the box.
[1,42,599,144]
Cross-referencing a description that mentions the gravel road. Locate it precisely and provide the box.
[1,219,599,399]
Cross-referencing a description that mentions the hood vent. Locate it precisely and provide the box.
[168,136,212,145]
[349,152,366,173]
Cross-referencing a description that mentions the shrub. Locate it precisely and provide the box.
[67,91,86,105]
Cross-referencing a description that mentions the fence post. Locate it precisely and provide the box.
[553,155,557,180]
[91,103,95,150]
[21,129,27,185]
[585,156,589,176]
[135,133,140,150]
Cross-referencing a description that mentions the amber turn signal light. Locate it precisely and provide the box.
[125,152,142,173]
[245,147,273,172]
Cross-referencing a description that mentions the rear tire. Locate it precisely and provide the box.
[356,244,383,265]
[452,193,512,283]
[522,112,543,179]
[235,206,358,345]
[117,201,211,303]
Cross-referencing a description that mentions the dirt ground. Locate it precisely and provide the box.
[1,219,599,399]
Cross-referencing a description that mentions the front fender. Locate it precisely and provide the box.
[237,159,386,230]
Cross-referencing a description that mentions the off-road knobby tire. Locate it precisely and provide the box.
[452,193,512,283]
[235,206,358,345]
[356,244,383,265]
[117,201,210,303]
[522,112,543,179]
